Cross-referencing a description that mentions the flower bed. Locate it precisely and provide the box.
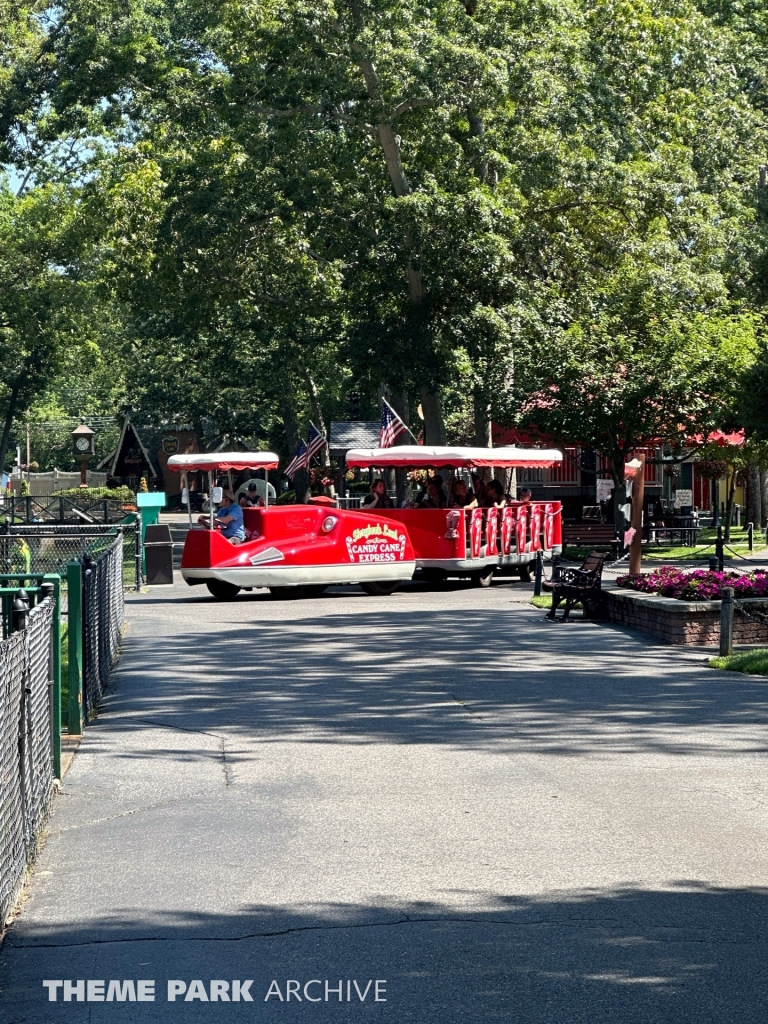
[616,565,768,601]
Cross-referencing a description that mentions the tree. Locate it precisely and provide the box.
[0,178,94,472]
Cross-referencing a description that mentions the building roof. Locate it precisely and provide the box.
[329,421,380,454]
[97,414,160,478]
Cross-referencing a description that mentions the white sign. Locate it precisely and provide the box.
[596,479,614,503]
[674,489,693,509]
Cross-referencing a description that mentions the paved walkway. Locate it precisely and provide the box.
[2,579,768,1022]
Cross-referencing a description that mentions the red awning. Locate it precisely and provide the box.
[345,446,563,470]
[167,452,280,472]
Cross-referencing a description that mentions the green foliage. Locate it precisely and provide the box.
[0,0,767,471]
[57,485,136,502]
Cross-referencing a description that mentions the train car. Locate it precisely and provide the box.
[168,452,416,598]
[345,446,563,586]
[168,446,562,598]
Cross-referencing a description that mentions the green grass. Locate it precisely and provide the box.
[530,594,584,611]
[566,526,768,564]
[709,649,768,675]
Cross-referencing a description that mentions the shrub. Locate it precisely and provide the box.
[57,486,136,503]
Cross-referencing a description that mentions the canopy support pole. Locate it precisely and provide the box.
[183,471,193,530]
[208,471,215,530]
[265,469,269,510]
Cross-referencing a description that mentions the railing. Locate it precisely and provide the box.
[0,494,136,525]
[465,503,561,558]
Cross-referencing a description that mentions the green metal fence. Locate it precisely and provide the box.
[0,543,125,926]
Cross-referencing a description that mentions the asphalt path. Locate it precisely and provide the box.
[2,577,768,1023]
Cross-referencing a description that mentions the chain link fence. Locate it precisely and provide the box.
[0,597,54,926]
[0,524,141,610]
[82,537,125,718]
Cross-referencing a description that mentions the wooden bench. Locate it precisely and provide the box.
[562,523,619,555]
[543,550,610,622]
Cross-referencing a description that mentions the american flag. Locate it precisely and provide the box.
[306,423,326,462]
[379,401,408,448]
[284,440,308,480]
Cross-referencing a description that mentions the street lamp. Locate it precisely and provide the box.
[71,421,95,488]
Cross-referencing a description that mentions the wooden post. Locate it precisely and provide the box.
[628,453,646,575]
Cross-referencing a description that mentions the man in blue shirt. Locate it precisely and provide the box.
[215,492,245,543]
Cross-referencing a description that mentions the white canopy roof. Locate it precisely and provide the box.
[345,446,563,470]
[167,452,280,472]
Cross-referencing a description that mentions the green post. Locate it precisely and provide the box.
[43,574,62,778]
[67,561,84,736]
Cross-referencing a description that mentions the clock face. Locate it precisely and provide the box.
[75,437,90,452]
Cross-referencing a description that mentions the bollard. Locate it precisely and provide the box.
[748,522,754,552]
[533,550,543,597]
[716,525,724,572]
[709,557,718,572]
[12,588,29,633]
[720,586,734,657]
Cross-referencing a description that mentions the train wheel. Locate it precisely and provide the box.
[518,563,533,583]
[472,566,495,588]
[206,580,241,600]
[360,581,400,596]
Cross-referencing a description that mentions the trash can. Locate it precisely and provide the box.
[136,491,166,540]
[144,524,174,585]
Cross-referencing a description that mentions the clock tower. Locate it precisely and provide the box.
[71,421,95,488]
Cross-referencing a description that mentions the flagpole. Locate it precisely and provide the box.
[381,398,421,445]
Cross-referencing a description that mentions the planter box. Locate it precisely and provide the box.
[605,588,768,646]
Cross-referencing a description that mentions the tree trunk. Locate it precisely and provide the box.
[305,371,330,467]
[420,388,446,446]
[0,383,21,480]
[746,462,761,534]
[305,370,334,496]
[350,3,444,438]
[761,468,768,529]
[389,390,410,505]
[724,469,737,543]
[473,390,491,447]
[473,389,492,484]
[281,398,310,504]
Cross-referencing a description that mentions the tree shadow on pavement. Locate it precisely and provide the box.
[3,885,768,1023]
[100,602,768,760]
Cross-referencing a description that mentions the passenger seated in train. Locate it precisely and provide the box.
[417,475,447,509]
[482,480,507,508]
[244,481,265,507]
[471,473,488,506]
[405,473,448,509]
[449,478,477,509]
[198,491,246,544]
[363,478,394,509]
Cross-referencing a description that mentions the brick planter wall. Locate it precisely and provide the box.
[605,588,768,646]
